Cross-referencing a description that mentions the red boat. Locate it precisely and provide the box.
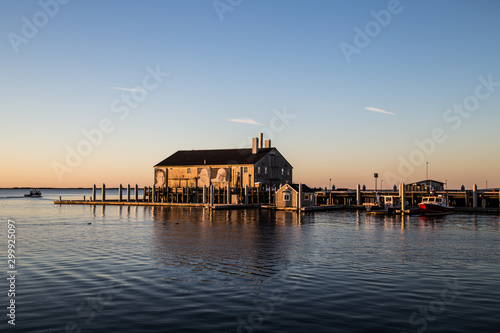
[418,196,453,216]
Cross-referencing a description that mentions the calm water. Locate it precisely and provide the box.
[0,189,499,332]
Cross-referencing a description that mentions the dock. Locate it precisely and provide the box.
[54,183,500,213]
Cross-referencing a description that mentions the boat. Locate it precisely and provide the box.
[24,189,42,198]
[418,195,453,216]
[366,195,400,215]
[396,206,422,215]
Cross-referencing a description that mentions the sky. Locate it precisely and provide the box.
[1,0,499,189]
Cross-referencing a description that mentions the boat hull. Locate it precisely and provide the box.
[366,206,397,215]
[418,203,453,216]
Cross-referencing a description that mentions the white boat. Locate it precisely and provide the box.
[418,195,453,216]
[25,189,42,198]
[366,195,400,215]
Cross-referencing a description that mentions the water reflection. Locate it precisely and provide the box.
[363,213,408,230]
[149,207,305,283]
[90,204,106,218]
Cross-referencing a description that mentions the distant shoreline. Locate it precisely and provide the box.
[2,187,103,190]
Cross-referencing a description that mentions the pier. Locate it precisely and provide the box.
[54,183,500,213]
[55,183,284,210]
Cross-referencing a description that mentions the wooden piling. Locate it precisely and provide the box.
[473,184,478,208]
[240,167,243,189]
[356,184,361,205]
[92,184,96,202]
[210,185,214,206]
[127,184,131,202]
[102,183,106,202]
[135,184,139,202]
[401,183,406,211]
[298,183,302,210]
[119,184,123,202]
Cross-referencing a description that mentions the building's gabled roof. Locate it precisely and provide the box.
[279,183,314,193]
[409,179,445,185]
[155,148,285,167]
[289,184,314,193]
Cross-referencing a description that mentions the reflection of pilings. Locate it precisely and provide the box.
[102,183,106,202]
[127,184,131,202]
[119,184,123,202]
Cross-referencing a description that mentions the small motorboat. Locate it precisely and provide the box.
[366,195,400,215]
[418,195,453,216]
[25,189,42,198]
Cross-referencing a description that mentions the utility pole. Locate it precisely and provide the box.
[426,162,429,191]
[426,162,428,184]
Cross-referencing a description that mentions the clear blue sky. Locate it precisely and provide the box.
[1,0,499,189]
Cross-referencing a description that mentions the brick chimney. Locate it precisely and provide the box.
[265,139,271,148]
[252,137,259,154]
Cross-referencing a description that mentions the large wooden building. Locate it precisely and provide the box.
[154,136,293,189]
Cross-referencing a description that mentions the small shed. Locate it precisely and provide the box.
[276,183,315,210]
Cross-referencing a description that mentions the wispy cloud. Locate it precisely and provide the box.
[227,118,263,125]
[109,87,146,93]
[365,107,395,116]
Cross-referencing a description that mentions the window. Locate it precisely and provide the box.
[258,167,261,174]
[190,182,194,188]
[304,195,309,201]
[244,167,248,173]
[281,168,284,175]
[265,167,268,174]
[287,169,290,176]
[283,193,290,201]
[187,168,191,174]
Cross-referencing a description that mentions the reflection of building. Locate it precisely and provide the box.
[276,184,314,209]
[154,135,292,188]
